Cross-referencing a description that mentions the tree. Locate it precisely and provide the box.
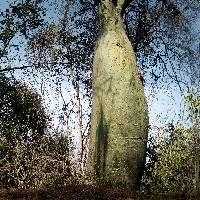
[0,75,73,188]
[0,74,48,144]
[86,0,148,190]
[0,75,47,187]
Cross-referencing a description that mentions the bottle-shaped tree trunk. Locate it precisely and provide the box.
[87,0,148,189]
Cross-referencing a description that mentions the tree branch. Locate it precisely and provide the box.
[0,65,33,73]
[122,0,132,13]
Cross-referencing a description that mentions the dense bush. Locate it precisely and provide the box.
[1,133,74,188]
[142,124,198,194]
[0,76,73,189]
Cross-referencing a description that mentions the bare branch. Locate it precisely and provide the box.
[0,65,33,73]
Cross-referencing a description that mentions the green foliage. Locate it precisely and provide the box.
[143,124,198,194]
[185,88,200,121]
[0,0,45,58]
[142,90,200,194]
[0,133,72,189]
[0,75,48,143]
[0,76,73,189]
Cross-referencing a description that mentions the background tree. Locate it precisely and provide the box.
[0,74,48,143]
[142,91,200,194]
[0,75,72,188]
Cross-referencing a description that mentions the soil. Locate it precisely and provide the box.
[0,185,199,200]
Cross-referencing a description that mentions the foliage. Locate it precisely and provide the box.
[0,75,48,143]
[0,132,73,189]
[0,76,73,189]
[142,90,200,194]
[185,88,200,121]
[142,123,199,194]
[1,0,199,89]
[0,0,45,58]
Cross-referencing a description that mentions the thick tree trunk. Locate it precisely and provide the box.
[87,0,148,189]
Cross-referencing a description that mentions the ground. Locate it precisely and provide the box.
[0,185,199,200]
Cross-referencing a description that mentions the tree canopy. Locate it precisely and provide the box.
[0,0,199,92]
[0,74,48,143]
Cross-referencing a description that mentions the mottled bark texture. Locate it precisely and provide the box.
[87,0,148,190]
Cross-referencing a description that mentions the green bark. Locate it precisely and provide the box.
[87,0,148,189]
